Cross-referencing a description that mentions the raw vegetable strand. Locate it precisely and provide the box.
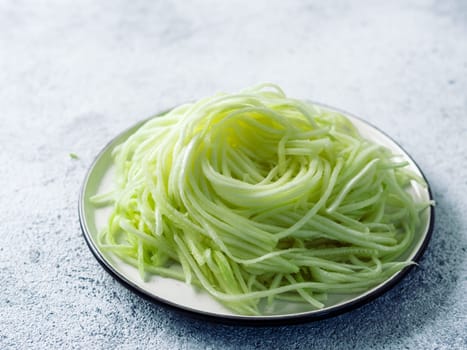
[92,84,431,315]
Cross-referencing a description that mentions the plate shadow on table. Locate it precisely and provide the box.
[160,177,465,349]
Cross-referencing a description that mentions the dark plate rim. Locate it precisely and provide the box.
[78,102,435,326]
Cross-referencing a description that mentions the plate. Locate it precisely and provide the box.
[79,103,434,325]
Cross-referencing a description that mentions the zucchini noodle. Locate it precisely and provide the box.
[92,83,431,315]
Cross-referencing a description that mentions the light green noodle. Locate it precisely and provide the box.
[93,83,431,315]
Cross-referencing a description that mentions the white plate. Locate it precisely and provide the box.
[79,103,434,325]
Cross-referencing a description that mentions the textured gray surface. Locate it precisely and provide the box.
[1,0,466,349]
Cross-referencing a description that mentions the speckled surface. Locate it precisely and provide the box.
[1,0,466,349]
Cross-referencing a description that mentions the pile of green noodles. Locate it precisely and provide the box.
[92,83,430,315]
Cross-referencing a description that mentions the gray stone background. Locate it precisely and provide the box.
[1,0,466,349]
